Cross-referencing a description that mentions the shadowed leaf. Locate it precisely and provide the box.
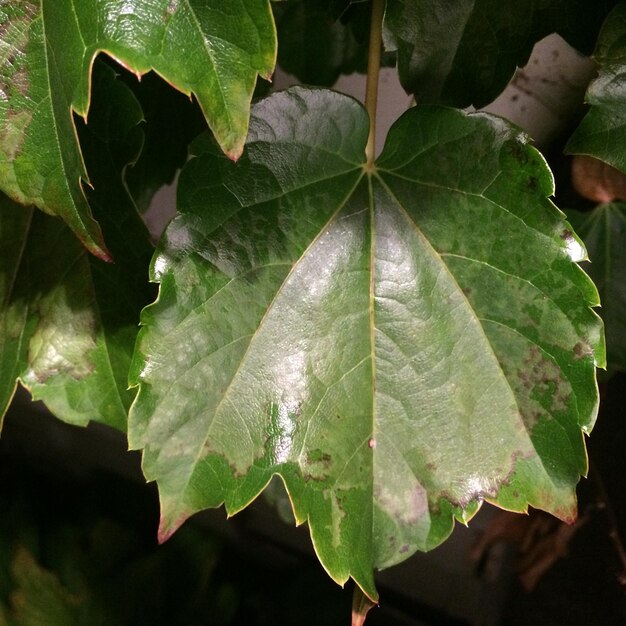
[384,0,616,107]
[273,0,370,86]
[0,61,154,431]
[568,202,626,371]
[566,2,626,173]
[0,0,276,257]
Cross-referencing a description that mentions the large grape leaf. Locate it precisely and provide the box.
[129,87,604,598]
[566,2,626,173]
[568,203,626,371]
[0,0,276,258]
[0,61,154,431]
[384,0,617,107]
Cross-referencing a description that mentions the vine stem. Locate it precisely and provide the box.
[365,0,385,169]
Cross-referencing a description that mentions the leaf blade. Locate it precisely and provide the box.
[0,61,154,431]
[384,0,616,107]
[129,87,603,597]
[566,3,626,172]
[0,0,276,254]
[568,202,626,371]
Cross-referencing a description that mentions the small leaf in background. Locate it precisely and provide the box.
[0,199,31,432]
[0,464,355,626]
[566,2,626,174]
[384,0,617,107]
[0,0,276,256]
[7,548,82,626]
[129,87,603,598]
[273,0,369,85]
[568,201,626,371]
[470,508,590,591]
[0,61,154,431]
[120,68,207,215]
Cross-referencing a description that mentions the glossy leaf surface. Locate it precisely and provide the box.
[384,0,616,107]
[566,2,626,173]
[568,203,626,371]
[0,62,154,431]
[0,0,276,257]
[129,87,603,598]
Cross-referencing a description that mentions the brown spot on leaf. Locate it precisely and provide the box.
[306,449,332,467]
[1,109,32,159]
[573,341,592,360]
[13,66,29,97]
[506,141,529,165]
[302,448,333,483]
[517,346,571,427]
[374,482,428,526]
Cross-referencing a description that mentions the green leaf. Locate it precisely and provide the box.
[129,87,603,598]
[0,0,276,257]
[6,547,82,626]
[568,203,626,371]
[273,0,369,86]
[384,0,616,107]
[0,61,154,431]
[0,199,32,429]
[566,2,626,172]
[119,69,207,214]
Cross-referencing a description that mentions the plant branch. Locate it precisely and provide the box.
[365,0,385,169]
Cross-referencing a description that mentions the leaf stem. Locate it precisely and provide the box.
[352,585,377,626]
[365,0,385,169]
